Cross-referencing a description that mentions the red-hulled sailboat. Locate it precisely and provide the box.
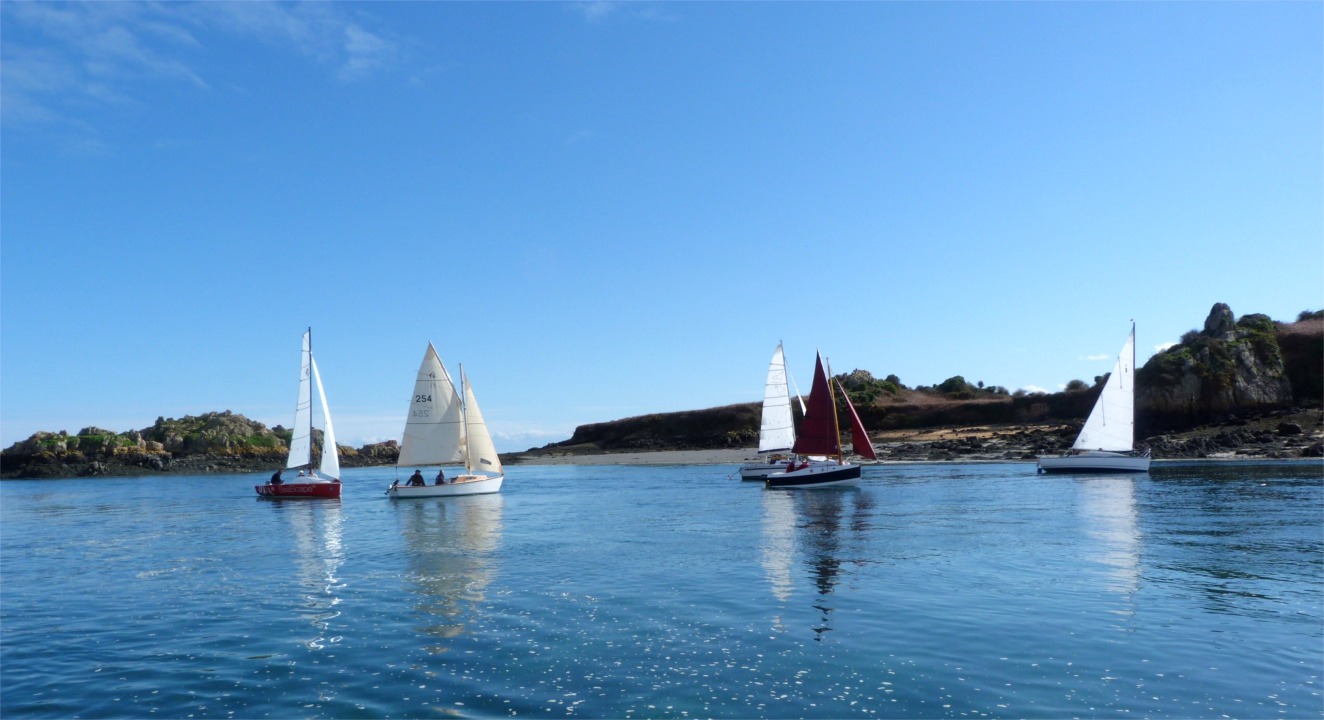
[764,351,877,489]
[255,328,342,499]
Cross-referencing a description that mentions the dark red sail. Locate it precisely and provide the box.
[791,352,841,457]
[839,382,878,460]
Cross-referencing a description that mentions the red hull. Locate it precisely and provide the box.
[255,482,341,499]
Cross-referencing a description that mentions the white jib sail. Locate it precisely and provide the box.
[286,329,313,469]
[759,342,797,453]
[311,356,340,479]
[462,369,503,476]
[397,342,465,467]
[1073,327,1136,452]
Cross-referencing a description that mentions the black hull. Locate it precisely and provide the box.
[764,463,861,489]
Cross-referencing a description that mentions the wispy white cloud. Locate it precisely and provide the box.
[1154,341,1178,352]
[572,2,622,23]
[569,1,674,24]
[2,1,395,141]
[1078,354,1111,361]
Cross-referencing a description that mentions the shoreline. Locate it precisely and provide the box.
[505,448,1320,467]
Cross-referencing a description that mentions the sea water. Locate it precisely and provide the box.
[1,461,1320,718]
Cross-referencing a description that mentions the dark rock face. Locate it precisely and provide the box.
[1277,316,1324,405]
[1137,303,1294,433]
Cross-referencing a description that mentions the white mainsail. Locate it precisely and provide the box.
[286,330,314,470]
[397,342,465,467]
[462,368,503,476]
[311,356,340,479]
[758,342,797,453]
[1073,326,1136,453]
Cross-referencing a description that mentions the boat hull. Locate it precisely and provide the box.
[1037,451,1151,474]
[388,474,504,498]
[255,481,341,499]
[739,464,782,480]
[740,458,833,480]
[764,462,860,489]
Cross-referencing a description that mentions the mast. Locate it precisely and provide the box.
[826,356,843,463]
[308,326,315,470]
[460,360,471,471]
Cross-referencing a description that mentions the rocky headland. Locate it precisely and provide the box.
[5,303,1320,478]
[0,411,402,479]
[517,303,1322,464]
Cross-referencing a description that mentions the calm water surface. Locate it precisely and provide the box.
[2,461,1320,718]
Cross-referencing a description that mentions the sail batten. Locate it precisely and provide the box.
[758,343,797,453]
[1072,327,1136,453]
[397,343,465,467]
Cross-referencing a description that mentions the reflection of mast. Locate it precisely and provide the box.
[398,494,504,654]
[283,501,344,650]
[798,492,847,641]
[1077,476,1140,600]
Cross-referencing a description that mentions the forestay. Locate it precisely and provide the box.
[1073,326,1136,452]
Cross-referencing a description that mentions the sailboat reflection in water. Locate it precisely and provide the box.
[397,494,505,654]
[1076,475,1140,600]
[280,500,345,650]
[760,487,874,640]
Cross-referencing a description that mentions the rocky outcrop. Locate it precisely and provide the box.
[1137,304,1295,433]
[1,411,398,479]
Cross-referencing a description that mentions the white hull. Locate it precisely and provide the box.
[1038,451,1150,474]
[740,463,785,480]
[740,457,834,480]
[388,474,504,498]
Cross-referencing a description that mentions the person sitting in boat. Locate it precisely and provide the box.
[270,470,283,485]
[408,470,426,486]
[434,469,446,485]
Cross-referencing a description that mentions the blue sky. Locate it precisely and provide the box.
[2,1,1320,452]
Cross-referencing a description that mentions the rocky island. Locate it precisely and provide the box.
[3,303,1320,479]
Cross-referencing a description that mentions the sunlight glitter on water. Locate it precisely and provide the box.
[1,461,1320,718]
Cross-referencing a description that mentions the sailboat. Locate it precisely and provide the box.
[256,328,342,499]
[386,342,504,498]
[765,351,877,489]
[1038,323,1151,473]
[739,342,810,480]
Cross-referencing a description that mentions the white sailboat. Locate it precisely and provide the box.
[739,342,810,480]
[1038,323,1151,473]
[257,328,342,498]
[387,343,504,498]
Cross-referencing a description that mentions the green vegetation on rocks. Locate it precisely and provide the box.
[2,411,400,479]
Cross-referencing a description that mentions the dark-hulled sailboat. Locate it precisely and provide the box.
[764,351,877,489]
